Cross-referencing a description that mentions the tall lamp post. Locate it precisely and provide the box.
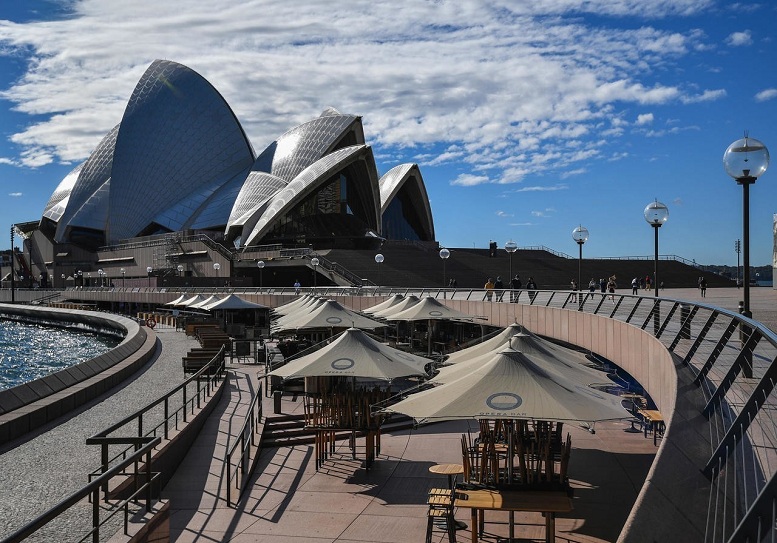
[572,226,589,309]
[257,260,265,289]
[439,248,450,288]
[374,253,384,287]
[61,273,65,288]
[644,200,669,297]
[724,135,770,318]
[146,266,152,288]
[504,240,518,282]
[310,257,319,288]
[177,264,184,277]
[98,268,105,287]
[120,268,126,287]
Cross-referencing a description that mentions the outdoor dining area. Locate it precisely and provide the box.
[263,295,635,542]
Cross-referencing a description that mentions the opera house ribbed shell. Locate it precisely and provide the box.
[38,59,435,251]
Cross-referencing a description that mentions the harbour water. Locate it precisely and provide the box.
[0,319,119,390]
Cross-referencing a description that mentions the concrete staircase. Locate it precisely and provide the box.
[262,413,415,448]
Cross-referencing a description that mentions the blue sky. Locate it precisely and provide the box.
[0,0,776,266]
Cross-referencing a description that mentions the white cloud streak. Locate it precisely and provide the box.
[0,0,719,183]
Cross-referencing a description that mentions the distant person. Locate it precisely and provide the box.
[570,279,578,302]
[526,276,537,302]
[510,274,522,302]
[699,276,707,297]
[645,275,651,291]
[631,277,639,295]
[484,277,495,301]
[599,278,606,293]
[495,276,504,301]
[588,278,597,292]
[607,275,617,302]
[293,279,301,294]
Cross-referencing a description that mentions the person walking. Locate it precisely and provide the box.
[588,278,597,292]
[510,274,522,302]
[526,276,537,303]
[494,276,504,301]
[599,277,606,293]
[293,279,301,295]
[607,275,617,302]
[645,274,651,291]
[570,279,578,302]
[631,277,639,295]
[484,277,495,301]
[699,276,707,297]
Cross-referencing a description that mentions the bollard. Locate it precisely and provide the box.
[273,390,282,414]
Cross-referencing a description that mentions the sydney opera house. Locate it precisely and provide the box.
[9,59,435,288]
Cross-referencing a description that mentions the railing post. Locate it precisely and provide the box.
[145,448,152,512]
[92,487,100,543]
[183,386,187,423]
[164,399,169,440]
[101,443,109,499]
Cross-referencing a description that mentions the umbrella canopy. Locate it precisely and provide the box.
[372,295,420,318]
[205,294,268,310]
[272,294,318,316]
[189,295,220,309]
[179,294,209,307]
[268,327,430,381]
[165,294,189,306]
[382,348,628,426]
[272,299,387,333]
[444,323,527,364]
[387,296,477,322]
[363,294,405,315]
[432,331,607,386]
[273,297,326,328]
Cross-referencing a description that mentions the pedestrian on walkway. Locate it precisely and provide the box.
[526,276,537,303]
[699,276,707,297]
[588,278,597,292]
[495,276,504,301]
[599,278,606,293]
[607,275,617,302]
[511,274,522,302]
[484,277,495,301]
[631,277,639,295]
[294,279,301,294]
[570,279,578,302]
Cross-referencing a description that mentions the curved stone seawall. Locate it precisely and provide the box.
[0,304,158,445]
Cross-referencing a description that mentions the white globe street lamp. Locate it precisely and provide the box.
[572,226,589,309]
[723,135,770,318]
[644,200,669,298]
[374,253,384,287]
[257,260,265,289]
[439,247,450,288]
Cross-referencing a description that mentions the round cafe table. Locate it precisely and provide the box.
[428,463,467,530]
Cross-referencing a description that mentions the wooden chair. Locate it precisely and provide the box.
[426,476,457,543]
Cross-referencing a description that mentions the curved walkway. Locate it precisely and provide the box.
[0,326,198,541]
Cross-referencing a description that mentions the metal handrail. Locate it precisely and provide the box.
[0,437,161,543]
[225,383,263,507]
[86,347,227,481]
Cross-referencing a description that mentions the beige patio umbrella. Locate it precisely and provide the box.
[272,297,326,329]
[444,323,527,364]
[268,327,430,381]
[189,295,221,309]
[382,347,628,426]
[179,294,209,308]
[386,296,480,355]
[272,294,318,316]
[432,330,608,386]
[164,294,189,306]
[371,294,420,318]
[272,299,387,334]
[362,294,405,315]
[204,294,267,310]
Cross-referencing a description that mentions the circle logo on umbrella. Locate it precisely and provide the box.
[326,316,343,324]
[331,358,355,370]
[428,310,443,317]
[486,392,523,410]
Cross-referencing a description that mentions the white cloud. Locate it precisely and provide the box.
[755,88,777,102]
[680,89,726,104]
[726,30,753,47]
[636,113,654,125]
[0,157,19,166]
[496,210,513,218]
[513,184,569,192]
[8,192,22,197]
[451,173,490,186]
[0,0,718,185]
